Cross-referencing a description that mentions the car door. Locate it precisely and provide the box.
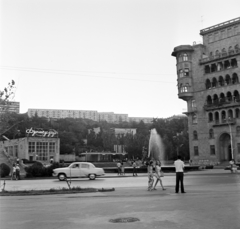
[69,163,81,177]
[79,163,90,177]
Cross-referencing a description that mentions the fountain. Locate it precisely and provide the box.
[148,128,165,163]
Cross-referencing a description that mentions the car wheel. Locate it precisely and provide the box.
[89,174,96,180]
[58,173,66,181]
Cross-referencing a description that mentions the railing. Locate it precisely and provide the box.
[200,17,240,34]
[200,49,240,64]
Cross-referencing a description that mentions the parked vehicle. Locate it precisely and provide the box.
[53,162,105,181]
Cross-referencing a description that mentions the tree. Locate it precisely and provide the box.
[0,80,17,136]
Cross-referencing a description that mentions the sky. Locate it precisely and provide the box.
[0,0,239,118]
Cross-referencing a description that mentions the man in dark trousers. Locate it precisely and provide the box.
[174,155,186,193]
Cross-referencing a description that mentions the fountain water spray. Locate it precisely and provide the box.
[148,128,165,163]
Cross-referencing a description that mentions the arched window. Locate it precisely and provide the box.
[192,100,196,109]
[193,130,198,140]
[231,58,238,68]
[219,76,224,86]
[209,129,214,139]
[227,91,232,102]
[215,112,219,124]
[213,94,219,105]
[207,95,212,105]
[229,46,234,54]
[192,113,197,124]
[183,53,188,61]
[228,109,233,119]
[232,73,239,84]
[222,48,226,53]
[221,111,226,123]
[206,79,211,89]
[233,90,240,101]
[208,113,213,122]
[236,108,240,118]
[235,44,239,52]
[205,65,210,74]
[212,78,218,87]
[215,50,220,57]
[224,60,231,69]
[211,63,217,72]
[225,74,231,85]
[217,62,223,71]
[219,93,225,103]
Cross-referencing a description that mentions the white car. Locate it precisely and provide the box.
[53,162,105,181]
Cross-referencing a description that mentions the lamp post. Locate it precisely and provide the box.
[227,117,234,160]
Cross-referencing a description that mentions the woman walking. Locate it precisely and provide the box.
[153,160,166,190]
[147,161,154,191]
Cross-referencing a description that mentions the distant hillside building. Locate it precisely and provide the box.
[172,17,240,164]
[28,108,153,124]
[0,101,20,114]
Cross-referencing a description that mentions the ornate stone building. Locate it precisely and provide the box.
[172,17,240,164]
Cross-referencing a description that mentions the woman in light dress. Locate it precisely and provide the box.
[153,160,166,191]
[147,161,154,191]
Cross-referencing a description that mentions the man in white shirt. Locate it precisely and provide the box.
[174,155,186,193]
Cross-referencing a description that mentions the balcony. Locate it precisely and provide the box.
[204,99,240,111]
[199,49,240,65]
[213,118,236,127]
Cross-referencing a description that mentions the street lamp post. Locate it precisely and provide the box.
[227,118,234,160]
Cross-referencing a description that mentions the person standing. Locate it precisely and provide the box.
[147,161,154,191]
[153,161,165,190]
[16,164,21,180]
[12,164,16,180]
[117,161,121,175]
[132,160,138,176]
[229,159,234,173]
[174,155,186,193]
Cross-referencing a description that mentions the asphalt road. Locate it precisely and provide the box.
[1,170,240,229]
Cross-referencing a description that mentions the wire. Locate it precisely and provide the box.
[0,66,176,84]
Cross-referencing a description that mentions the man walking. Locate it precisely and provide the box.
[174,155,186,193]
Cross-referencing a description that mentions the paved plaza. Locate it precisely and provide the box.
[0,169,240,229]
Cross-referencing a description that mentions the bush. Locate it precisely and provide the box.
[25,162,60,178]
[0,163,11,178]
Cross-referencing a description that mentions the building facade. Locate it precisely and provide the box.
[0,101,20,114]
[28,108,153,124]
[0,128,60,163]
[172,17,240,164]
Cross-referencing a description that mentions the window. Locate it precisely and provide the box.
[194,146,199,156]
[221,30,226,39]
[209,129,214,138]
[36,142,48,161]
[179,69,184,78]
[193,131,198,140]
[192,113,197,124]
[210,145,215,155]
[192,100,196,109]
[49,142,55,154]
[208,34,213,43]
[214,32,219,41]
[81,164,90,169]
[28,142,35,153]
[238,143,240,154]
[183,53,188,61]
[227,28,232,37]
[208,113,213,122]
[234,26,239,35]
[184,68,189,76]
